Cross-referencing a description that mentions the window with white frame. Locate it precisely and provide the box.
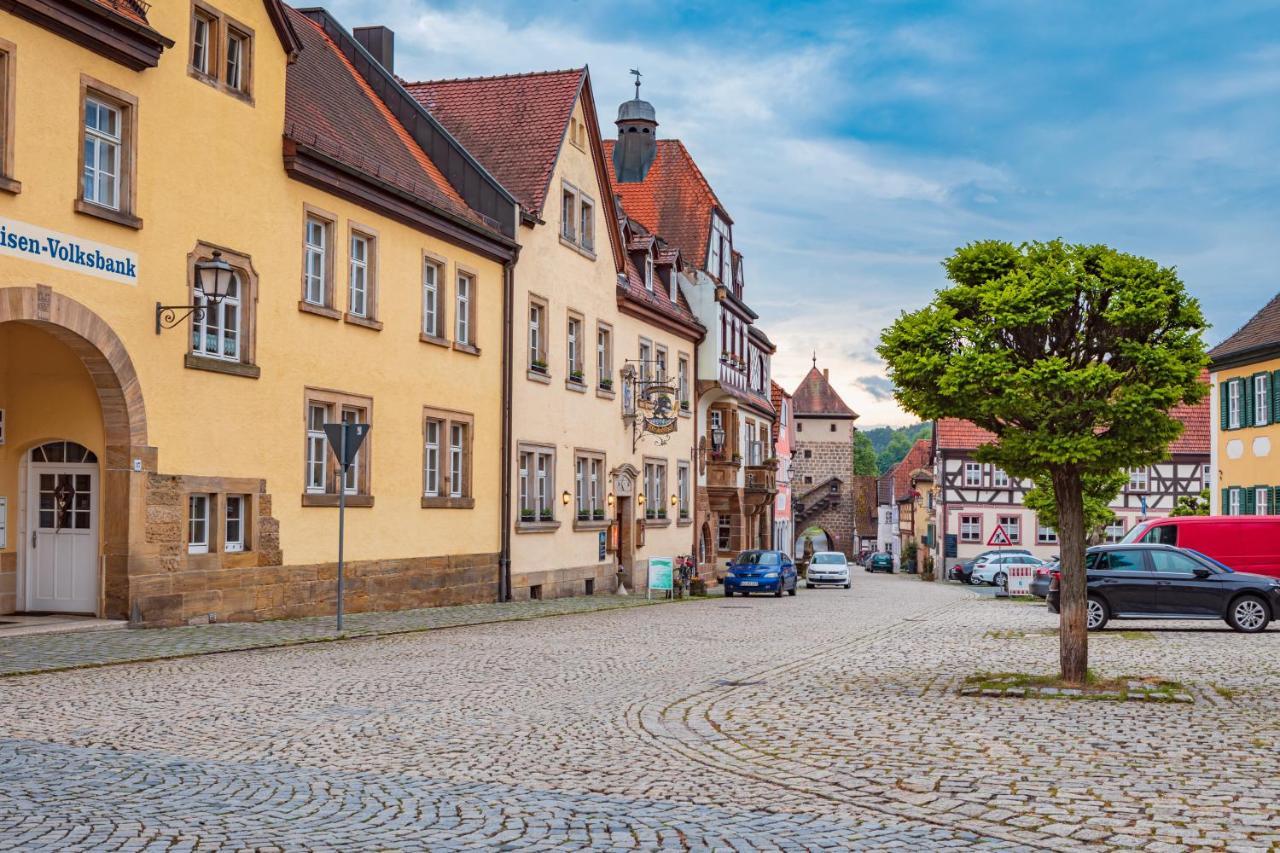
[567,314,583,382]
[996,514,1020,544]
[449,423,466,498]
[1256,486,1270,515]
[677,461,691,520]
[529,298,546,371]
[225,494,246,553]
[1128,467,1148,492]
[561,187,575,241]
[188,494,210,554]
[964,462,981,487]
[574,452,605,521]
[644,460,667,520]
[597,322,612,388]
[639,339,652,382]
[1104,517,1126,543]
[579,196,594,251]
[717,513,732,551]
[655,345,667,382]
[1037,519,1058,544]
[225,27,249,93]
[678,356,690,409]
[341,407,364,495]
[418,257,440,336]
[305,402,330,494]
[423,417,441,497]
[82,96,122,210]
[518,445,555,523]
[1255,374,1269,427]
[303,215,330,306]
[455,271,473,345]
[191,9,213,75]
[1202,464,1212,492]
[993,468,1009,488]
[1228,379,1242,429]
[192,270,241,361]
[1229,487,1241,516]
[959,514,981,542]
[644,254,654,292]
[423,408,473,505]
[348,232,371,318]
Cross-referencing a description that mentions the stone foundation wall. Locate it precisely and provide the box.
[510,561,617,601]
[0,551,15,614]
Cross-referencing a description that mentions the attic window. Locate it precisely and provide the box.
[644,255,654,292]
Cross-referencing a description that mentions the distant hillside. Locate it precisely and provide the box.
[861,423,932,475]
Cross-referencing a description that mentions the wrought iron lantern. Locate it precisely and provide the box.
[156,250,235,333]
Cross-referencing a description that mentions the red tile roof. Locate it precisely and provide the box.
[618,251,701,330]
[284,10,491,233]
[89,0,149,25]
[603,139,726,270]
[791,366,857,418]
[1208,292,1280,365]
[403,70,585,217]
[893,439,934,501]
[935,394,1211,456]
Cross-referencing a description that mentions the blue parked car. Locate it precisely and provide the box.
[723,550,798,597]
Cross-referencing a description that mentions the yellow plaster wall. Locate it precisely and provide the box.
[510,94,699,576]
[1214,361,1280,495]
[0,3,503,566]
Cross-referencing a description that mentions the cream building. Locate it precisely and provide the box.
[404,69,704,597]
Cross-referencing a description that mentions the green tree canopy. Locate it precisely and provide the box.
[878,239,1206,681]
[1023,471,1128,543]
[853,432,878,476]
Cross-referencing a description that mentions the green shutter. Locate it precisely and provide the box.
[1243,379,1255,428]
[1244,487,1256,515]
[1273,371,1280,423]
[1220,382,1231,430]
[1221,487,1230,515]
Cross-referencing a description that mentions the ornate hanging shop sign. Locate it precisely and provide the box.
[623,360,682,451]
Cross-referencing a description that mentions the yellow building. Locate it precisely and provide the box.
[0,1,517,624]
[403,69,705,597]
[1209,293,1280,515]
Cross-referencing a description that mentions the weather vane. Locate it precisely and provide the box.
[629,68,642,99]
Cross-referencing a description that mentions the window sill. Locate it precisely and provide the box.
[74,199,142,230]
[527,369,551,384]
[566,379,588,393]
[0,175,20,195]
[301,493,374,508]
[572,519,609,531]
[596,387,616,400]
[644,518,673,528]
[452,341,481,356]
[420,332,450,348]
[184,353,261,379]
[345,313,383,331]
[422,496,475,509]
[516,520,561,533]
[677,517,693,527]
[298,301,341,320]
[679,408,691,418]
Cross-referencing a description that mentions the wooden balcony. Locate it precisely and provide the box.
[707,459,740,488]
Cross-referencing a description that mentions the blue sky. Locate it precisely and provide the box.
[333,0,1280,425]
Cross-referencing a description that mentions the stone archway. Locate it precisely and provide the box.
[0,285,148,618]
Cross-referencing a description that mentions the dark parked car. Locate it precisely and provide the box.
[1029,564,1055,598]
[866,552,894,573]
[724,550,798,597]
[1046,544,1280,633]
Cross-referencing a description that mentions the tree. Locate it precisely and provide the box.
[1170,489,1211,517]
[878,240,1206,683]
[853,432,878,476]
[1024,471,1128,544]
[877,431,913,474]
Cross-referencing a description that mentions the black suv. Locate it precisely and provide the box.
[1047,544,1280,633]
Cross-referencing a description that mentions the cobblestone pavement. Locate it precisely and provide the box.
[2,573,1278,851]
[0,594,669,677]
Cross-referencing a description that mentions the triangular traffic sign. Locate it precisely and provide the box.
[987,524,1013,547]
[324,422,371,468]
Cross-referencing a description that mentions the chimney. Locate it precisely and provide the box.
[824,369,829,382]
[353,26,394,74]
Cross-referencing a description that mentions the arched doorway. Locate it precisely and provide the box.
[795,526,832,556]
[0,286,148,619]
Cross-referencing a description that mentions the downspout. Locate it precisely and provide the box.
[498,257,515,601]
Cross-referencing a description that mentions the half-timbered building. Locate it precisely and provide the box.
[932,404,1210,570]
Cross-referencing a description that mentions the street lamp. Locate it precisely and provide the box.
[711,427,725,449]
[156,250,236,334]
[561,490,571,506]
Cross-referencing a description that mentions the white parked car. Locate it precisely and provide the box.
[805,552,851,589]
[970,553,1044,587]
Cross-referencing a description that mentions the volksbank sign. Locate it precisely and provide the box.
[0,216,138,285]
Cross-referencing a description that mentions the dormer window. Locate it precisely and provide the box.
[644,254,654,292]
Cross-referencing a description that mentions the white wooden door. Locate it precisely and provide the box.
[27,462,98,613]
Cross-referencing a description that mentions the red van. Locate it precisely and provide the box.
[1121,516,1280,578]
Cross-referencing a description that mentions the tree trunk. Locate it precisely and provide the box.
[1051,466,1088,684]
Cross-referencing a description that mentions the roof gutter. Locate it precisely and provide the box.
[498,255,516,601]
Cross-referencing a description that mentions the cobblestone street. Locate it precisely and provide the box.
[2,572,1278,851]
